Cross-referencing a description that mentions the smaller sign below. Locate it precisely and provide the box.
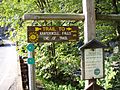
[80,39,106,80]
[27,44,34,52]
[27,58,35,64]
[84,48,103,79]
[27,26,79,43]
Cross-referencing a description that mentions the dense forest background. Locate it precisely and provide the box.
[0,0,120,89]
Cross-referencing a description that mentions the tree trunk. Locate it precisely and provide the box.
[112,0,120,52]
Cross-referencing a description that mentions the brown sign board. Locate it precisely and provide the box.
[27,26,79,43]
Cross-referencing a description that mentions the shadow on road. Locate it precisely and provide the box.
[0,44,16,47]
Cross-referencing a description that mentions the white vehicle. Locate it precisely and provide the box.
[0,37,3,45]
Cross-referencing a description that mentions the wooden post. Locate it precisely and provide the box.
[83,0,96,43]
[23,13,84,20]
[82,0,96,89]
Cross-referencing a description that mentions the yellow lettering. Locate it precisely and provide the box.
[46,27,49,31]
[71,30,77,33]
[73,34,77,37]
[59,27,65,31]
[69,40,76,41]
[42,27,56,31]
[49,27,55,31]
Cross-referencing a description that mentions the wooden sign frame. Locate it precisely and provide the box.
[80,39,106,80]
[27,26,79,43]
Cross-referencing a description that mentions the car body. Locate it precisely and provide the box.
[0,37,3,45]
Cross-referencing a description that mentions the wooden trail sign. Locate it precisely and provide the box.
[27,26,79,43]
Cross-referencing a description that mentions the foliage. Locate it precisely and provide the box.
[1,0,120,90]
[95,1,120,89]
[43,80,77,90]
[35,42,82,86]
[108,53,120,89]
[96,21,117,45]
[97,52,120,90]
[36,76,84,90]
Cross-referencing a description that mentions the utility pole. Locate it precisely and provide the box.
[82,0,96,89]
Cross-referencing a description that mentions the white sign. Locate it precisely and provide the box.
[84,48,103,79]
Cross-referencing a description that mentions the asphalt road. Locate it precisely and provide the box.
[0,40,21,90]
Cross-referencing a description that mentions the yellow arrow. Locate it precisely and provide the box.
[35,27,42,31]
[66,27,72,31]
